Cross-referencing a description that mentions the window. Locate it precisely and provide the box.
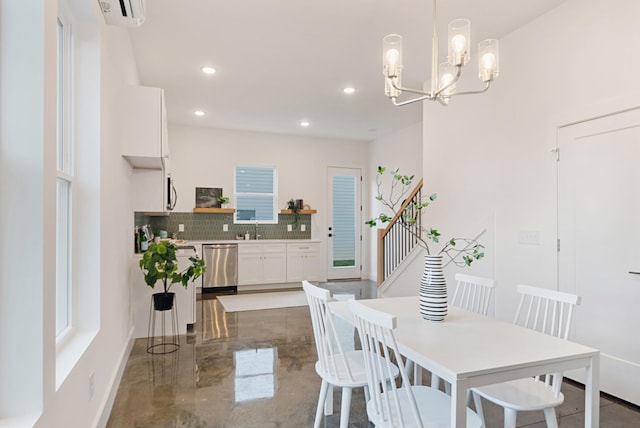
[234,165,277,223]
[56,14,73,337]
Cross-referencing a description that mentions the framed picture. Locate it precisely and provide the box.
[195,187,222,208]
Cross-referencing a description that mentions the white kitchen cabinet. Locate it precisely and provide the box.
[238,243,287,285]
[132,168,170,213]
[122,85,169,169]
[131,250,196,338]
[286,242,321,282]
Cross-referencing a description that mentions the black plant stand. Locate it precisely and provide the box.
[147,293,180,354]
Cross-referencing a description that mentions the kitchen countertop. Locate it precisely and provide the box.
[133,239,320,257]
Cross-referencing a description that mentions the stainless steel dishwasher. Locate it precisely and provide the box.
[202,244,238,293]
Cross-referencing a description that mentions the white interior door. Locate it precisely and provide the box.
[558,107,640,405]
[327,167,361,280]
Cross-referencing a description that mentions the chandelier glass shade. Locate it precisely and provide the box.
[383,0,499,106]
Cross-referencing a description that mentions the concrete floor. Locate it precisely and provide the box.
[107,280,640,427]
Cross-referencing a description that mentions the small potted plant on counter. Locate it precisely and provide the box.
[139,241,206,311]
[217,195,230,207]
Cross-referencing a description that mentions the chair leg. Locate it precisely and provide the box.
[543,407,559,428]
[314,380,329,428]
[340,387,353,428]
[503,408,517,428]
[471,392,486,428]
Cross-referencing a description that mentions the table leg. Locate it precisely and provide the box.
[451,378,468,428]
[584,354,600,427]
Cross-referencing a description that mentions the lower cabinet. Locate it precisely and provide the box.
[238,242,321,286]
[286,242,321,282]
[238,243,287,285]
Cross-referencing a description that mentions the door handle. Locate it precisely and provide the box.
[328,233,333,237]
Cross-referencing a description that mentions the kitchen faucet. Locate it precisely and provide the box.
[254,222,261,240]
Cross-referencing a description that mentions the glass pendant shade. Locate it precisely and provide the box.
[448,19,470,66]
[383,34,403,78]
[438,62,456,97]
[478,39,499,82]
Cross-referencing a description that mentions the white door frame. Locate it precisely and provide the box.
[327,166,362,280]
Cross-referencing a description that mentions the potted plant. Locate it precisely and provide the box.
[366,166,484,321]
[139,241,206,311]
[216,195,230,207]
[287,198,301,227]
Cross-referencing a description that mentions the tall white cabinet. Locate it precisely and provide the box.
[123,85,172,213]
[122,85,168,169]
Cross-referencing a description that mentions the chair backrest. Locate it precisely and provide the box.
[451,273,497,316]
[513,284,581,394]
[303,281,355,382]
[348,299,422,428]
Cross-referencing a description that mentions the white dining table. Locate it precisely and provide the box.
[329,295,600,428]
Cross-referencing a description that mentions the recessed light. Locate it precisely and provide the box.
[300,121,310,127]
[201,66,216,75]
[343,87,356,94]
[194,110,205,117]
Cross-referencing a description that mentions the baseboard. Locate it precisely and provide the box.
[93,329,135,428]
[237,282,303,293]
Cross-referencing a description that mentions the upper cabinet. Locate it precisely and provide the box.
[122,85,168,169]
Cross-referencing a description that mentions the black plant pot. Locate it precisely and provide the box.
[153,292,175,311]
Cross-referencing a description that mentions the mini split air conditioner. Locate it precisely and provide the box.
[98,0,145,28]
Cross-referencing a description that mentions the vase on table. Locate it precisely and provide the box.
[419,254,447,322]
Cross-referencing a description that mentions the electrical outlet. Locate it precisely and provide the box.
[287,224,292,232]
[518,230,541,245]
[89,372,95,400]
[300,224,306,232]
[223,224,228,232]
[178,224,185,232]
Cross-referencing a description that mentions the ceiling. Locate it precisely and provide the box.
[127,0,566,141]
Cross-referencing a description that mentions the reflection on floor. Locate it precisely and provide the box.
[107,280,640,427]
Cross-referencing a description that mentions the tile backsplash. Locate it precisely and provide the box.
[135,212,312,241]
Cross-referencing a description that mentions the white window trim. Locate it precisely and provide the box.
[56,7,74,341]
[234,164,278,224]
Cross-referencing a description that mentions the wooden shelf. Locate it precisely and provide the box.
[193,207,236,213]
[280,209,317,214]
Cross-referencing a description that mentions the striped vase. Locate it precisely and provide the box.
[419,255,447,322]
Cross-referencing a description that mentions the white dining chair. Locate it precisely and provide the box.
[303,281,399,428]
[348,299,483,428]
[420,273,497,392]
[451,273,497,316]
[471,284,581,428]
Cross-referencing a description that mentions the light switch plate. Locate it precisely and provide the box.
[518,230,541,245]
[178,224,185,232]
[223,224,228,232]
[287,225,292,232]
[300,224,306,232]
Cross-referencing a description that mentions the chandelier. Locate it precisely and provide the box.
[383,0,499,106]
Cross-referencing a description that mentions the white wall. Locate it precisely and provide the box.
[0,0,55,423]
[0,1,140,426]
[168,125,370,279]
[422,0,640,320]
[366,122,423,281]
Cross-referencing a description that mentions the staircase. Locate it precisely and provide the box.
[376,179,423,286]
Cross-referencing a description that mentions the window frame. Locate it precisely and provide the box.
[55,9,74,340]
[234,164,278,224]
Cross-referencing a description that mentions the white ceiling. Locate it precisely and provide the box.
[127,0,566,141]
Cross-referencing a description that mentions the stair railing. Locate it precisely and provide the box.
[377,179,423,285]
